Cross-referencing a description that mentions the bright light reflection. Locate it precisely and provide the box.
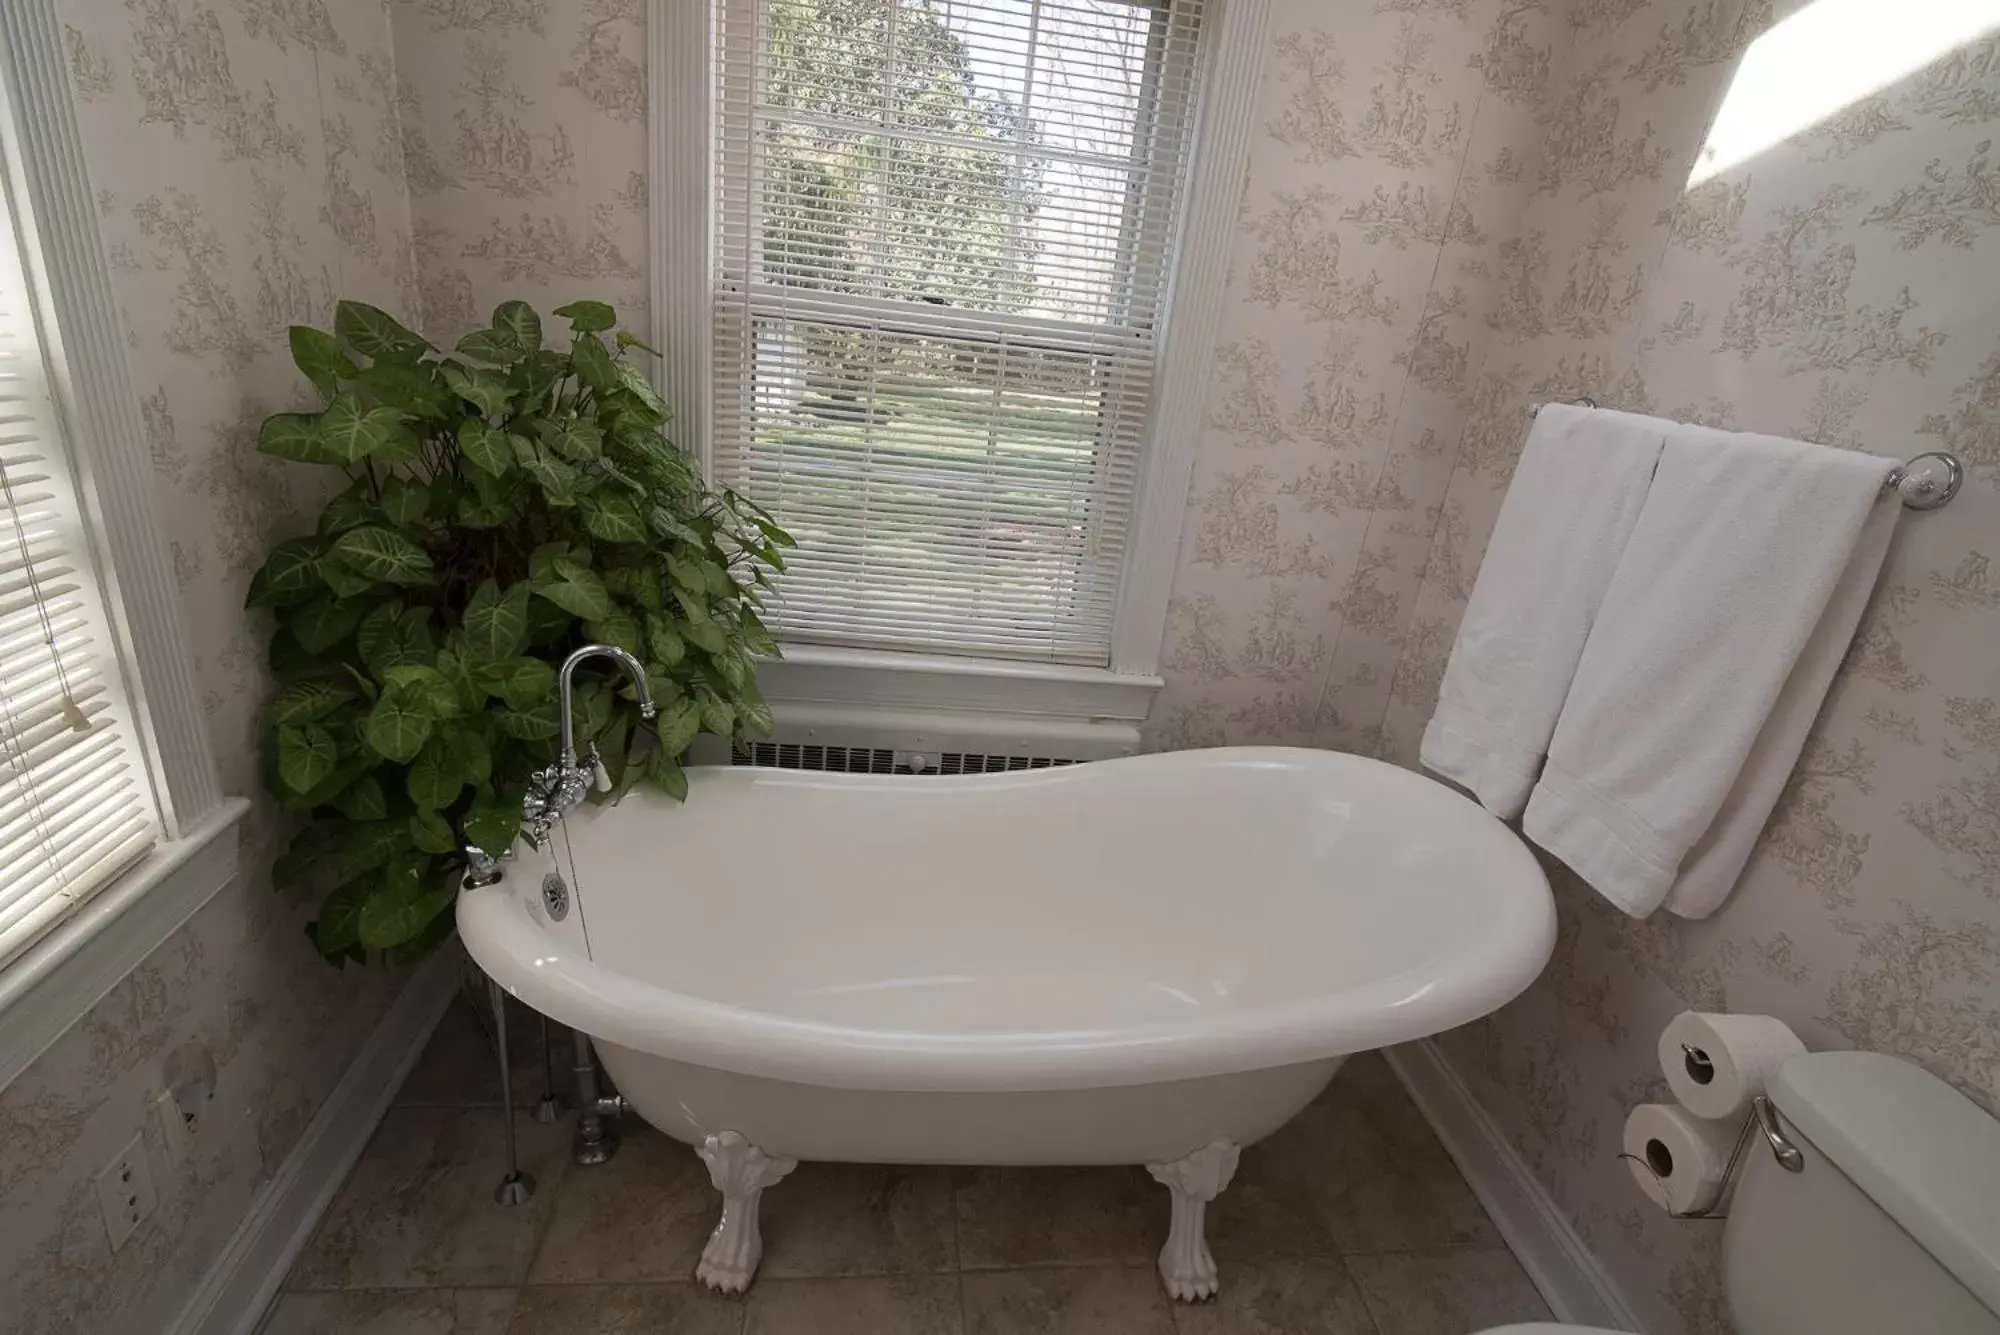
[1688,0,2000,186]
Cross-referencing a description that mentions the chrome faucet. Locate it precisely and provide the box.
[520,644,658,848]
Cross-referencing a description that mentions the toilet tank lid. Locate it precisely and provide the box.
[1771,1051,2000,1319]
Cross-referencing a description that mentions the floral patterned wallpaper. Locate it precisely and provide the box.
[1146,0,1999,1331]
[3,0,1992,1330]
[0,2,412,1329]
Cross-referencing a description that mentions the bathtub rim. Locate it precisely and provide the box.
[457,747,1556,1094]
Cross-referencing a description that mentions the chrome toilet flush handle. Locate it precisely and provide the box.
[1754,1094,1805,1173]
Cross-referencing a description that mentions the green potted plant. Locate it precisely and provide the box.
[248,297,792,964]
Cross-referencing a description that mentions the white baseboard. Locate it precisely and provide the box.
[1385,1037,1645,1333]
[167,950,461,1335]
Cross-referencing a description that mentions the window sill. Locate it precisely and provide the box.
[748,644,1164,757]
[0,796,249,1091]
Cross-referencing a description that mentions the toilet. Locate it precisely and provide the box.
[1478,1050,2000,1335]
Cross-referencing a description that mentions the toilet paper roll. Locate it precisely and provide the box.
[1623,1102,1737,1215]
[1659,1011,1806,1120]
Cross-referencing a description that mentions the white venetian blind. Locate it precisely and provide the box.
[711,0,1205,663]
[0,149,156,970]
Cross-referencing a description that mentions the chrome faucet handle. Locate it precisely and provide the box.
[462,842,510,889]
[586,744,612,792]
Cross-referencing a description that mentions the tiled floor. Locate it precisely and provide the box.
[261,995,1554,1334]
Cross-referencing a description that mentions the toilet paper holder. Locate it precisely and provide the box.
[1620,1093,1804,1219]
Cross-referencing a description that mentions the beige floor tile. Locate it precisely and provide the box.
[744,1275,963,1334]
[1171,1260,1377,1335]
[395,995,572,1111]
[962,1266,1175,1335]
[259,1287,518,1334]
[1301,1061,1502,1253]
[954,1166,1160,1269]
[1207,1123,1342,1261]
[760,1162,958,1277]
[507,1283,744,1334]
[1345,1248,1552,1335]
[289,1109,569,1289]
[526,1125,717,1283]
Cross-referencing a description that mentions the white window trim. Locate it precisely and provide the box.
[648,0,1273,743]
[0,2,244,1084]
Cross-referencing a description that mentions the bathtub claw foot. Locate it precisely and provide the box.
[695,1131,797,1293]
[1148,1138,1240,1303]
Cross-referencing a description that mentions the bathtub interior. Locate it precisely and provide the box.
[542,748,1547,1040]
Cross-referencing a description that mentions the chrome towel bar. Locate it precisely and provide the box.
[1527,398,1963,511]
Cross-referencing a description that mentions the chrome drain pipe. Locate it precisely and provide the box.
[571,1028,623,1166]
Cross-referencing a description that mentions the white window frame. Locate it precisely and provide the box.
[650,0,1272,752]
[0,3,245,1090]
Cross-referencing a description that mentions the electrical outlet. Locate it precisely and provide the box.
[94,1135,157,1252]
[149,1089,193,1169]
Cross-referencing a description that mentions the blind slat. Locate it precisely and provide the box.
[710,0,1203,664]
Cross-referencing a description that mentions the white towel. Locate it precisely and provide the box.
[1421,403,1666,818]
[1522,428,1898,918]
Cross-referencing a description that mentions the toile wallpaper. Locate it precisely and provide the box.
[1146,0,2000,1331]
[0,2,414,1329]
[1,0,1993,1331]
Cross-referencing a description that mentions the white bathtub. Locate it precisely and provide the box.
[458,746,1553,1299]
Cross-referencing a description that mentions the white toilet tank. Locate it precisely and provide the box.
[1725,1051,2000,1335]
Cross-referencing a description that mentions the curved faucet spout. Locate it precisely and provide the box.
[557,644,657,769]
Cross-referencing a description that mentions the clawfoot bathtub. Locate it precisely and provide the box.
[458,746,1554,1300]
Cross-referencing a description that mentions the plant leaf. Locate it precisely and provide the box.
[289,325,356,399]
[579,490,648,543]
[495,697,560,741]
[463,789,521,856]
[461,579,531,661]
[377,475,430,526]
[365,690,433,763]
[289,596,367,654]
[330,525,434,586]
[316,485,380,536]
[493,300,542,352]
[569,331,618,391]
[532,567,611,621]
[320,393,415,465]
[332,772,389,822]
[317,555,378,599]
[356,603,432,678]
[344,820,414,877]
[410,807,456,854]
[541,416,603,462]
[584,608,643,657]
[313,877,372,958]
[475,656,555,710]
[512,436,578,506]
[270,677,355,726]
[441,361,511,420]
[384,664,463,718]
[646,744,689,801]
[616,329,661,356]
[257,411,335,464]
[276,723,337,794]
[356,360,451,417]
[335,299,427,360]
[246,537,323,607]
[406,734,470,810]
[455,327,518,364]
[554,299,616,332]
[359,870,454,951]
[652,697,701,755]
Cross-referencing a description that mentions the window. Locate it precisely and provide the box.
[709,0,1207,665]
[0,123,159,969]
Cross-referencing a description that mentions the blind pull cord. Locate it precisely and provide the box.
[0,455,91,737]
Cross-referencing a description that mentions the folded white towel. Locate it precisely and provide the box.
[1421,403,1666,818]
[1522,428,1898,918]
